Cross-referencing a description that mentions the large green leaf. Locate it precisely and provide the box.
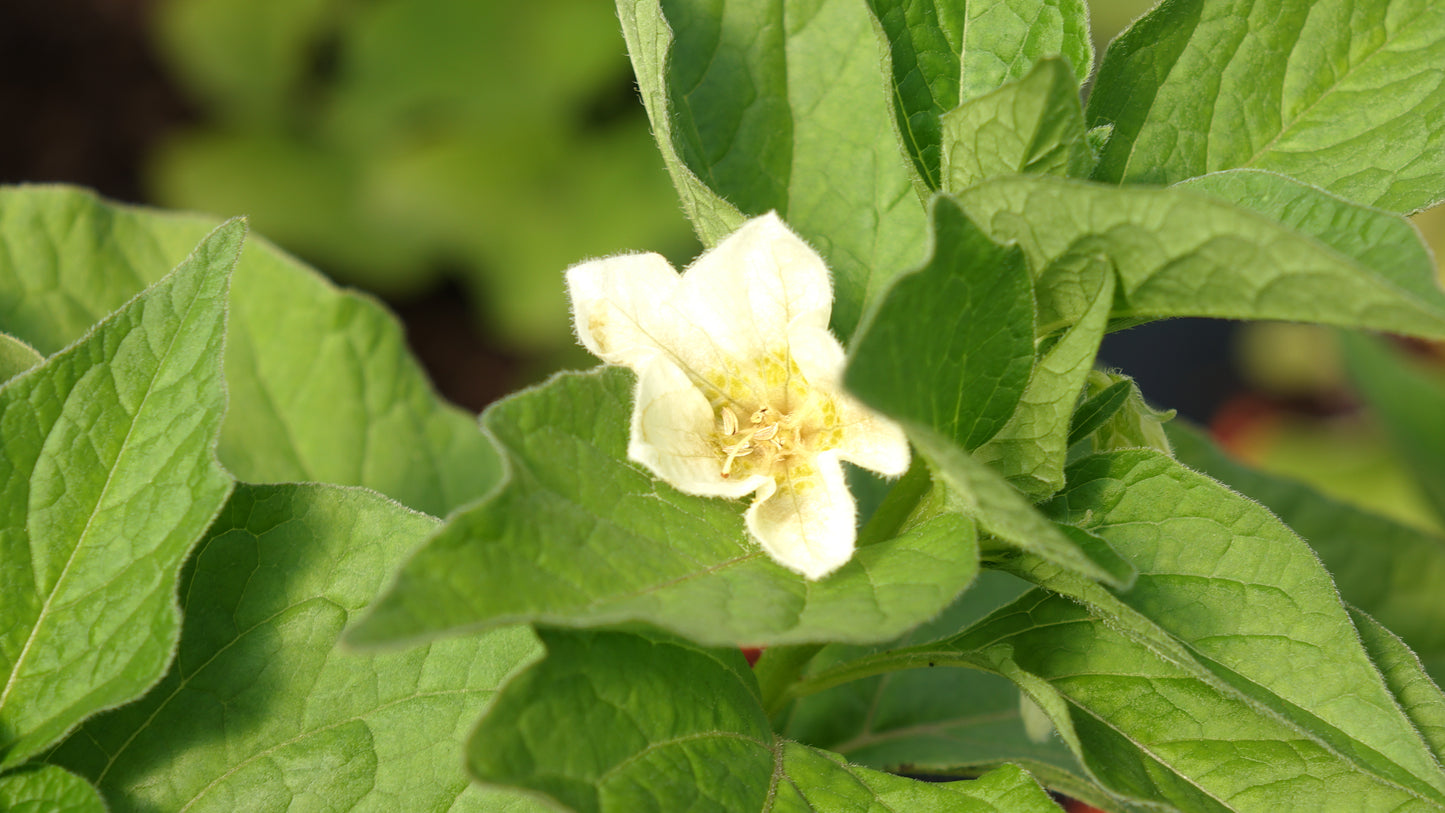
[1341,332,1445,524]
[348,366,979,649]
[0,765,105,813]
[619,0,928,337]
[1087,0,1445,214]
[0,186,497,517]
[469,628,1062,813]
[50,483,545,812]
[941,57,1095,192]
[946,589,1445,810]
[1169,420,1445,679]
[1176,169,1440,306]
[846,195,1035,452]
[1032,450,1445,806]
[0,222,241,768]
[955,175,1445,338]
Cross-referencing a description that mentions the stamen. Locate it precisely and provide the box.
[720,407,738,437]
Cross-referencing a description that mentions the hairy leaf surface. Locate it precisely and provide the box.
[1088,0,1445,214]
[51,484,544,812]
[0,222,240,767]
[350,367,979,649]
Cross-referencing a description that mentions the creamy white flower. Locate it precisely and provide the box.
[565,212,910,579]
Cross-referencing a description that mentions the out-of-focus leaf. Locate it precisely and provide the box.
[348,367,979,650]
[51,484,544,812]
[0,186,498,517]
[1341,331,1445,524]
[0,221,241,767]
[1088,0,1445,214]
[0,332,41,382]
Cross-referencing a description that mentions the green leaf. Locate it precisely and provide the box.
[0,221,241,768]
[0,764,105,813]
[845,213,1133,586]
[944,589,1445,810]
[614,0,746,245]
[955,175,1445,338]
[906,426,1136,588]
[49,483,544,812]
[1084,371,1174,455]
[1350,607,1445,766]
[781,570,1115,808]
[1087,0,1445,214]
[0,186,497,517]
[846,195,1035,452]
[619,0,929,337]
[971,263,1114,500]
[1177,169,1442,307]
[470,628,1062,813]
[1026,450,1445,806]
[941,57,1095,192]
[1169,420,1445,680]
[956,0,1092,104]
[863,0,962,190]
[0,332,41,382]
[1066,380,1131,448]
[348,367,979,649]
[1341,331,1445,524]
[863,0,1093,192]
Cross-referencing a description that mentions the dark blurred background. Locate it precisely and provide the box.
[4,0,1442,527]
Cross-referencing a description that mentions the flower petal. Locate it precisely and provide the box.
[567,249,760,399]
[566,252,683,368]
[630,359,767,499]
[677,213,834,364]
[832,395,911,477]
[745,452,856,580]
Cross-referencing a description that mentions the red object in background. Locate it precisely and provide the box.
[741,647,764,667]
[1062,800,1106,813]
[1209,393,1281,457]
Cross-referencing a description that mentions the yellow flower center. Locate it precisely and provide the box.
[707,354,842,480]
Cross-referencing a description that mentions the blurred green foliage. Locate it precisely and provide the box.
[148,0,696,351]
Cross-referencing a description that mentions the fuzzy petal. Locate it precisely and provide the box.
[567,252,683,367]
[677,213,834,364]
[832,395,911,477]
[568,251,759,396]
[745,452,856,580]
[630,358,767,499]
